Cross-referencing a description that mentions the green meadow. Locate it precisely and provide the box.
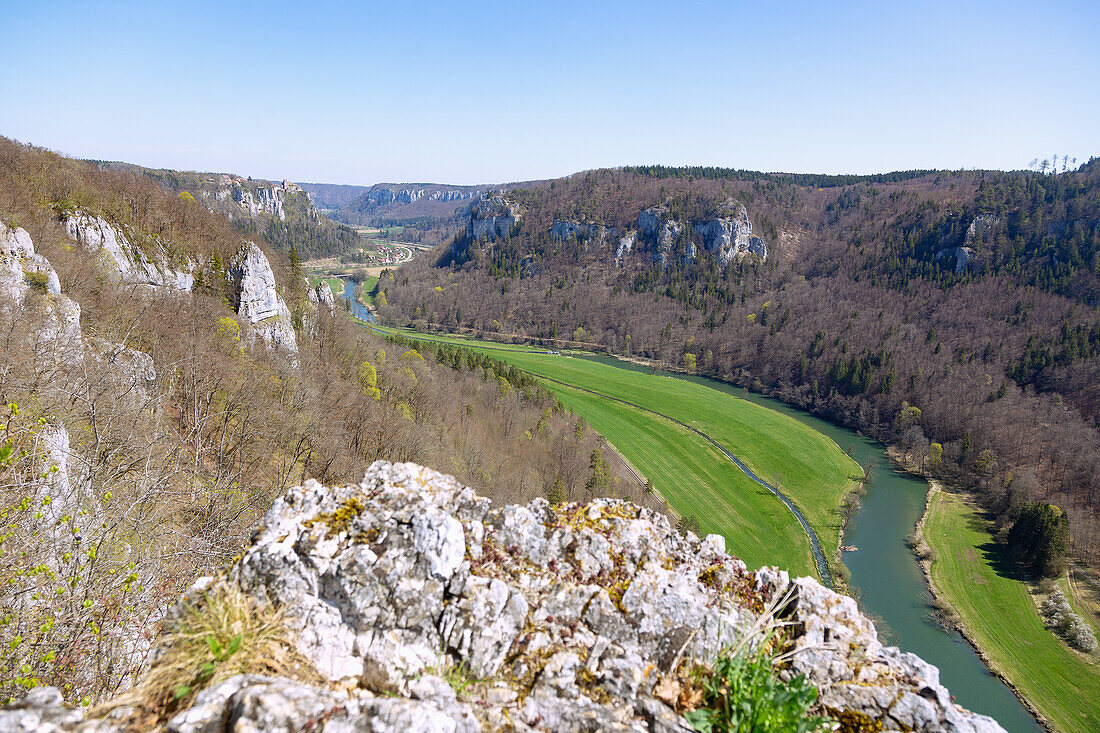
[378,327,861,579]
[925,490,1100,733]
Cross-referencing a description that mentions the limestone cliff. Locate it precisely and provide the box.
[62,212,194,290]
[696,202,768,265]
[5,461,1006,732]
[0,221,83,363]
[550,219,610,242]
[935,214,997,274]
[636,201,767,268]
[469,195,524,242]
[227,242,298,354]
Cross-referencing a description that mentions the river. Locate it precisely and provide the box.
[341,278,375,323]
[580,355,1042,732]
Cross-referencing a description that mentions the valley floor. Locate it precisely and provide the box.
[372,326,863,581]
[923,489,1100,733]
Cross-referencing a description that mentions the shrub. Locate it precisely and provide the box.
[684,652,832,733]
[23,271,50,294]
[1039,589,1098,653]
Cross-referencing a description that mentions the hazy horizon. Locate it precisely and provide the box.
[3,0,1097,186]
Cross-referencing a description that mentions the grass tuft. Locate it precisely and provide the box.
[100,580,318,726]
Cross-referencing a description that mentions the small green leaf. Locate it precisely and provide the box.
[173,685,192,700]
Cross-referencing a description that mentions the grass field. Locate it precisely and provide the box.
[925,490,1100,733]
[553,382,815,576]
[359,275,379,306]
[377,326,860,578]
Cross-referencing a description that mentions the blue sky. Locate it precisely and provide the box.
[1,0,1097,184]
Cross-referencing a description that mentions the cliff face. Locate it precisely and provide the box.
[227,242,298,354]
[8,461,1006,732]
[0,221,83,364]
[695,202,768,265]
[62,212,195,290]
[469,195,525,242]
[636,201,767,268]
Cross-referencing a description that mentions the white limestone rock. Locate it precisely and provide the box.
[0,222,84,363]
[615,231,636,264]
[16,461,1007,732]
[227,242,298,354]
[637,206,686,267]
[696,202,769,265]
[61,212,193,291]
[935,214,996,274]
[550,219,607,242]
[0,221,61,299]
[469,196,524,242]
[308,281,336,310]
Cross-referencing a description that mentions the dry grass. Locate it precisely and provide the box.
[100,580,319,727]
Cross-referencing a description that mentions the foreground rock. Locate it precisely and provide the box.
[5,461,1006,732]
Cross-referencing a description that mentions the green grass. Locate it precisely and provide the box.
[375,326,860,578]
[359,275,379,306]
[925,490,1100,733]
[553,382,815,576]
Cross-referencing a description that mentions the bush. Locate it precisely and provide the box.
[684,652,832,733]
[1039,589,1098,653]
[23,270,50,293]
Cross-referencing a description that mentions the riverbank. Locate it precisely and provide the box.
[916,483,1100,732]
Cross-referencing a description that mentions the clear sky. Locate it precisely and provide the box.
[2,0,1097,185]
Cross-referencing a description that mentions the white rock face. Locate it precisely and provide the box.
[637,205,686,267]
[62,212,193,291]
[550,219,607,241]
[308,281,336,310]
[615,231,636,264]
[0,222,83,363]
[0,461,998,732]
[227,242,298,354]
[256,186,286,221]
[638,201,768,268]
[696,202,768,265]
[86,337,158,404]
[469,196,524,242]
[0,221,62,300]
[935,214,996,274]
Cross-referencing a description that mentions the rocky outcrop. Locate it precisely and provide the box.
[696,202,768,265]
[637,206,685,267]
[935,214,996,274]
[62,212,194,291]
[308,281,337,310]
[469,196,524,242]
[0,222,83,363]
[12,461,1007,732]
[0,221,61,299]
[550,219,608,242]
[366,187,481,207]
[86,337,158,404]
[227,242,298,354]
[637,202,768,268]
[232,186,286,221]
[615,231,636,264]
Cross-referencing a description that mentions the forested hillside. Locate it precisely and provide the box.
[381,162,1100,565]
[99,162,364,259]
[0,138,650,702]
